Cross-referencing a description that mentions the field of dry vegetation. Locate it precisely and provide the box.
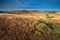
[0,10,60,40]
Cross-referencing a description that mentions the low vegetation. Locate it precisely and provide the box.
[0,11,60,40]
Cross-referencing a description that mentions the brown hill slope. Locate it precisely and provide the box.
[0,10,60,40]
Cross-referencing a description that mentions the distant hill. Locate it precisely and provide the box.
[0,10,60,14]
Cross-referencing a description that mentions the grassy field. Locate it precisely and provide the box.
[0,11,60,40]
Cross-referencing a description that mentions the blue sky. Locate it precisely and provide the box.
[0,0,60,11]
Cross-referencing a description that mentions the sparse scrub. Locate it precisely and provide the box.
[35,30,43,36]
[33,19,56,40]
[0,11,60,40]
[45,14,51,19]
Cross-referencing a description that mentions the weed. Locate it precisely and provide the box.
[45,14,51,19]
[35,30,43,36]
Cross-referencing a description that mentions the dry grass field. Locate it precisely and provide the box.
[0,10,60,40]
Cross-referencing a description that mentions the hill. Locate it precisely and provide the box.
[0,10,60,40]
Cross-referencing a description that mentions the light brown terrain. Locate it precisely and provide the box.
[0,10,60,40]
[0,11,60,23]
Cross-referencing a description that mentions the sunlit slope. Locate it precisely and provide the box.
[0,12,60,23]
[0,11,60,40]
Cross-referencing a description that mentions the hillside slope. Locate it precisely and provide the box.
[0,11,60,40]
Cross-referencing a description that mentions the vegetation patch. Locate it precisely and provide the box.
[35,30,43,36]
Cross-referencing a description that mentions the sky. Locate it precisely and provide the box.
[0,0,60,11]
